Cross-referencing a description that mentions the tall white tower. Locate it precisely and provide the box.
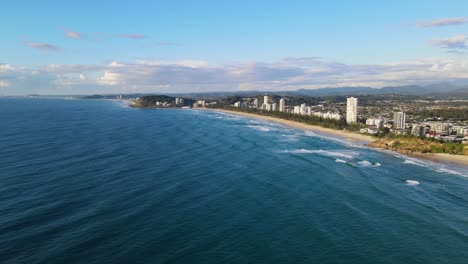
[393,112,406,130]
[279,98,285,112]
[253,98,259,108]
[346,97,358,124]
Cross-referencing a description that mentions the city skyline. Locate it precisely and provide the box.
[2,1,468,95]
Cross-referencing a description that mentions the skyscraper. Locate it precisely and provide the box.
[262,95,269,110]
[279,98,285,112]
[300,103,306,115]
[253,98,259,108]
[271,103,278,111]
[393,112,406,130]
[346,97,358,124]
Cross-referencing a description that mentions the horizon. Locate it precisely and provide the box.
[2,1,468,95]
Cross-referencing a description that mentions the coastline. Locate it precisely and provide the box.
[207,108,468,167]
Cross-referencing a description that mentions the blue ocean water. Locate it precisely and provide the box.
[0,98,467,264]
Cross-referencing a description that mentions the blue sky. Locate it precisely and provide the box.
[1,0,468,94]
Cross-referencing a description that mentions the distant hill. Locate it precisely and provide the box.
[292,83,467,97]
[78,83,468,99]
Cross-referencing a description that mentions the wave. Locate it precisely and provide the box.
[403,159,428,167]
[406,180,421,186]
[246,125,272,132]
[335,159,347,163]
[280,134,300,142]
[286,149,356,159]
[287,149,314,154]
[356,160,381,167]
[436,168,467,177]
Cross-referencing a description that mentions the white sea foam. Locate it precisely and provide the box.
[436,168,466,177]
[287,149,356,159]
[356,160,381,167]
[281,134,300,142]
[303,131,317,137]
[335,159,347,163]
[246,125,271,132]
[287,149,314,154]
[406,180,420,186]
[403,159,427,167]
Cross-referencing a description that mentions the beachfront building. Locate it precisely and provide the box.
[253,98,259,108]
[175,98,180,105]
[279,99,285,112]
[300,103,306,115]
[293,106,301,114]
[393,112,406,130]
[346,97,358,124]
[262,95,269,110]
[366,118,384,129]
[234,101,242,108]
[411,125,425,138]
[431,123,450,135]
[271,103,278,111]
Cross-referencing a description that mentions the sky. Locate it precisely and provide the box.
[1,0,468,95]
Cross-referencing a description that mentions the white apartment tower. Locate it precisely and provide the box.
[346,97,358,124]
[393,112,406,130]
[271,103,278,111]
[279,98,285,112]
[300,103,306,115]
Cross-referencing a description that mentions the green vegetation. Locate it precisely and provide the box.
[133,95,195,107]
[408,108,468,121]
[369,136,468,155]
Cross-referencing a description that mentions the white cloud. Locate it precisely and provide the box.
[2,57,468,94]
[97,71,121,85]
[430,34,467,50]
[417,17,468,28]
[25,42,61,52]
[65,31,83,39]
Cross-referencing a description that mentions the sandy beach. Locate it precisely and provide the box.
[213,109,376,143]
[209,108,468,167]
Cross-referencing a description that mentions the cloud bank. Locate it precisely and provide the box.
[24,42,62,52]
[431,34,467,49]
[417,17,468,28]
[2,57,468,95]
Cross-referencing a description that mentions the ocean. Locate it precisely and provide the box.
[0,98,467,264]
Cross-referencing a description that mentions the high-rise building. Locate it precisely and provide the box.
[253,98,259,108]
[266,103,272,111]
[279,98,285,112]
[263,96,269,105]
[175,98,180,105]
[346,97,358,124]
[293,106,301,114]
[411,125,425,138]
[393,112,406,130]
[300,103,306,115]
[271,103,278,111]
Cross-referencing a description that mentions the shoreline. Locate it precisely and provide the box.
[207,108,468,167]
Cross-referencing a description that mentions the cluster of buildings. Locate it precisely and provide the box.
[193,100,207,108]
[231,95,467,143]
[234,95,346,121]
[291,103,343,121]
[361,111,468,143]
